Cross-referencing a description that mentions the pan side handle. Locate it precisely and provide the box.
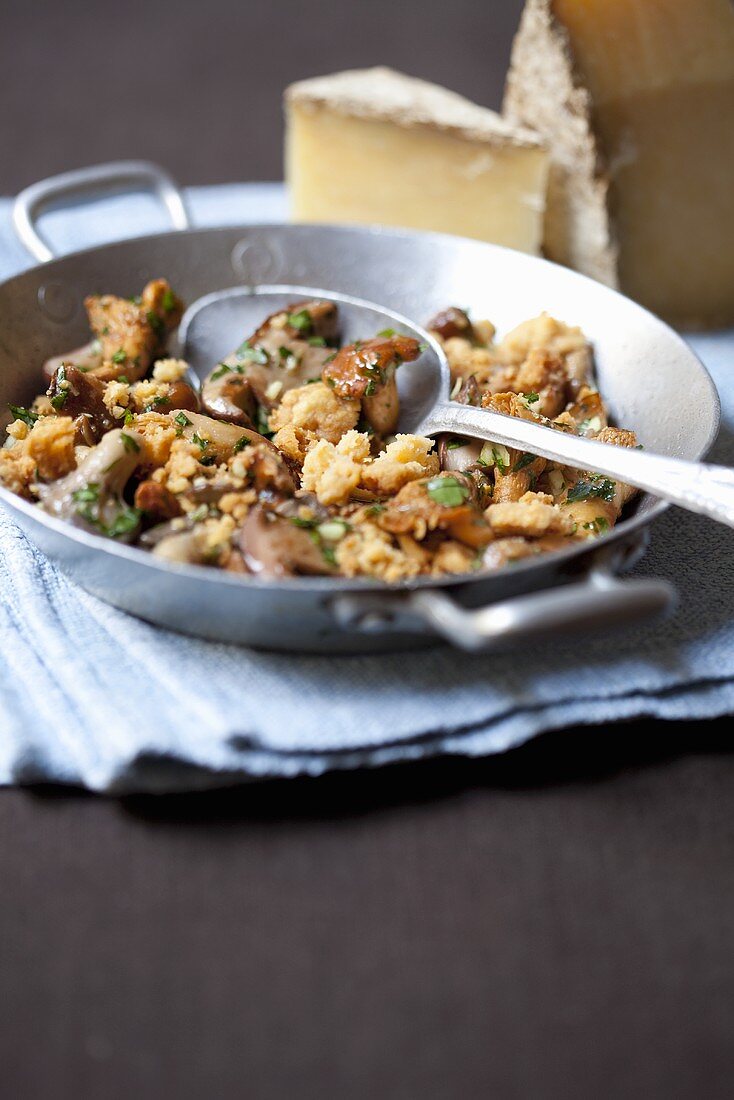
[12,161,191,263]
[332,568,675,652]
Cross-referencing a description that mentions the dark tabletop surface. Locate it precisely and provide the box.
[3,1,734,1096]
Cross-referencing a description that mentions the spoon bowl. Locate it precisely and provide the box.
[179,283,449,435]
[180,283,734,533]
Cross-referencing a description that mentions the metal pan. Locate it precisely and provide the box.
[0,161,720,653]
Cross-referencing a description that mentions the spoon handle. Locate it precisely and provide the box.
[419,401,734,529]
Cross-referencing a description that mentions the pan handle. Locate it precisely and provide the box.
[332,567,675,652]
[12,160,191,263]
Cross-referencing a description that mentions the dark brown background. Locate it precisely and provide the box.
[2,1,734,1097]
[0,0,525,194]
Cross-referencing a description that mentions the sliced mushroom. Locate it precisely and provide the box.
[379,473,493,549]
[43,341,103,384]
[39,427,143,542]
[426,307,475,342]
[151,529,207,565]
[201,299,340,424]
[237,505,336,577]
[200,373,258,426]
[47,364,116,444]
[322,334,421,435]
[170,410,268,461]
[438,435,483,473]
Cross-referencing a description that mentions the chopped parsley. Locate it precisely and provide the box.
[191,432,209,452]
[365,503,385,517]
[446,436,469,450]
[111,349,127,365]
[287,309,312,333]
[144,395,169,411]
[582,516,610,535]
[146,309,164,335]
[174,411,192,436]
[256,406,273,438]
[566,476,616,503]
[233,435,250,453]
[162,288,176,312]
[49,380,69,411]
[307,336,326,347]
[238,343,269,366]
[522,391,539,404]
[426,476,470,508]
[512,452,536,473]
[105,505,143,539]
[211,363,234,380]
[377,328,396,338]
[120,432,140,453]
[72,482,141,539]
[8,404,39,427]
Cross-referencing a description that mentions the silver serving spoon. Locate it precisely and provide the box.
[180,285,734,529]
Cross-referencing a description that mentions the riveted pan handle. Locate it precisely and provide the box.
[12,160,191,262]
[333,568,675,652]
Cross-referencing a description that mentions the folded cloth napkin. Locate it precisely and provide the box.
[0,184,733,793]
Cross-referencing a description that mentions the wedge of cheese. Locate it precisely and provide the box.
[504,0,734,328]
[285,68,549,255]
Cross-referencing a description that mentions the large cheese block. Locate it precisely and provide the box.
[504,0,734,328]
[285,68,549,255]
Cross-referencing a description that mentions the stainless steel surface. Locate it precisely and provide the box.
[12,160,191,262]
[334,566,675,652]
[181,284,445,430]
[0,162,721,652]
[419,402,734,529]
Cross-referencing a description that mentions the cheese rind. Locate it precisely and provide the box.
[285,68,549,255]
[504,0,734,328]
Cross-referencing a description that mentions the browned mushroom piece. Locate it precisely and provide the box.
[83,278,183,383]
[482,534,571,570]
[237,505,337,577]
[46,364,116,445]
[171,410,269,463]
[200,373,258,427]
[454,375,482,407]
[426,306,475,342]
[39,428,144,542]
[379,473,493,549]
[134,480,183,522]
[163,380,200,414]
[201,299,340,424]
[322,334,421,435]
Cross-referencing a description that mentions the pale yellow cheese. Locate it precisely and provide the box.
[285,68,549,255]
[504,0,734,328]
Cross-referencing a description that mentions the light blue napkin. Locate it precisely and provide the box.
[0,184,732,793]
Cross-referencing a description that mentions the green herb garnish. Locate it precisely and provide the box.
[8,404,39,427]
[233,435,250,453]
[174,411,192,436]
[120,432,140,453]
[162,289,176,312]
[287,309,312,333]
[111,349,127,365]
[512,452,536,473]
[426,476,470,508]
[566,476,616,504]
